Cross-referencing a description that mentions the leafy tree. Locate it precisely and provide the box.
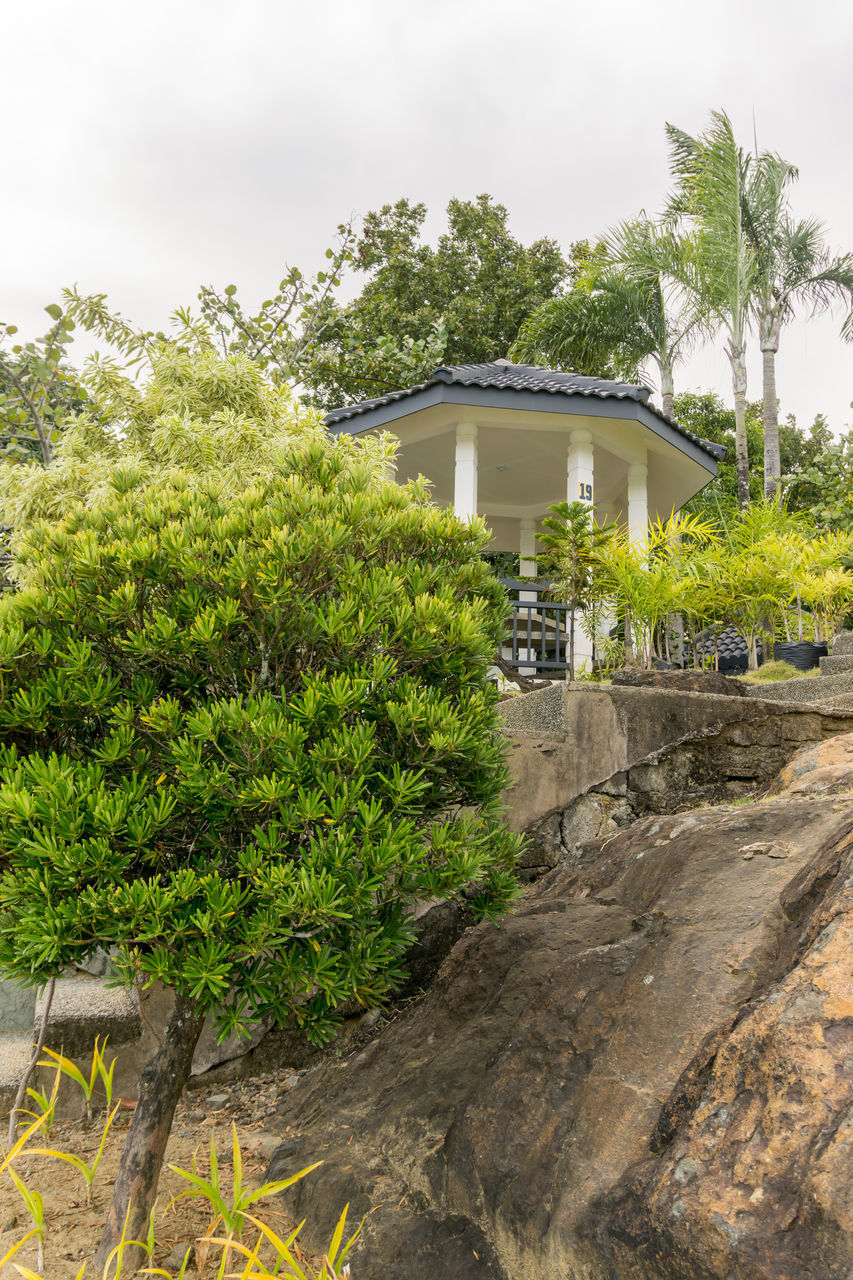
[0,344,326,536]
[673,391,764,515]
[306,195,571,408]
[47,197,567,418]
[786,426,853,532]
[195,222,357,381]
[672,391,830,519]
[0,306,88,466]
[0,361,521,1268]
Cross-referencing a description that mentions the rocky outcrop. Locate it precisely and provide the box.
[268,735,853,1280]
[611,667,750,696]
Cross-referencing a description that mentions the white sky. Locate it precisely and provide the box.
[3,0,853,432]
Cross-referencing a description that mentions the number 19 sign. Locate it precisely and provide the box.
[578,482,593,503]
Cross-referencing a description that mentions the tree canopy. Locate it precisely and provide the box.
[305,195,572,408]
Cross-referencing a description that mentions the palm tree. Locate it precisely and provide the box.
[511,223,700,419]
[748,204,853,498]
[510,272,650,384]
[600,217,704,419]
[665,110,763,509]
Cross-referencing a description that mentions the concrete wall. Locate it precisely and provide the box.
[499,684,853,833]
[0,978,36,1032]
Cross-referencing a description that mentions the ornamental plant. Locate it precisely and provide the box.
[0,437,520,1271]
[537,501,615,680]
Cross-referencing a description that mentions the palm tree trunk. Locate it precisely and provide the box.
[727,341,751,508]
[760,313,782,499]
[660,359,675,420]
[94,991,204,1275]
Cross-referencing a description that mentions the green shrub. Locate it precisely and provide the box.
[0,433,521,1266]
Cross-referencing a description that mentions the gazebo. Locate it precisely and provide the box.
[325,360,724,672]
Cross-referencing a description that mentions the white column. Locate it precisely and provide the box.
[517,517,538,676]
[453,423,478,520]
[566,432,594,673]
[627,462,649,546]
[567,429,594,507]
[519,518,537,599]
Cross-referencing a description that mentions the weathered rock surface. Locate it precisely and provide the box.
[768,731,853,798]
[611,667,750,696]
[269,735,853,1280]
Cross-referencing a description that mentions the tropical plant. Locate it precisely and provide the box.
[38,1038,116,1123]
[0,367,521,1268]
[588,510,716,669]
[537,501,615,679]
[510,273,647,381]
[0,1048,361,1279]
[167,1124,319,1241]
[511,220,702,414]
[29,1102,120,1207]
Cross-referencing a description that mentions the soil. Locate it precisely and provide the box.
[0,1068,321,1278]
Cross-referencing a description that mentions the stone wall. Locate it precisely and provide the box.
[500,686,853,878]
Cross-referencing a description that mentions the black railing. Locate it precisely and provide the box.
[498,578,573,673]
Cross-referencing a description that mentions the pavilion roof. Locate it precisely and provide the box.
[324,360,727,463]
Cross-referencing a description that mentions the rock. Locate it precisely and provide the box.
[519,811,564,872]
[611,667,750,696]
[768,731,853,797]
[394,899,476,998]
[206,1092,230,1110]
[560,792,633,855]
[191,1011,270,1075]
[162,1242,195,1272]
[267,734,853,1280]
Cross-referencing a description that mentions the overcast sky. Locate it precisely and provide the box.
[4,0,853,432]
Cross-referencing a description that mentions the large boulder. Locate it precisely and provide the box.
[268,735,853,1280]
[611,667,750,696]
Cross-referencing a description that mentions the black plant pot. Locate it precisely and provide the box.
[772,641,828,672]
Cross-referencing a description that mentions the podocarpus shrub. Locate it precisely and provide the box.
[0,437,521,1270]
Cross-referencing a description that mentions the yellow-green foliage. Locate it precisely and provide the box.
[547,498,853,670]
[0,346,371,540]
[3,1047,360,1278]
[740,660,819,683]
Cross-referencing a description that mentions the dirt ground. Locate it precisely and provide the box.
[0,1070,322,1278]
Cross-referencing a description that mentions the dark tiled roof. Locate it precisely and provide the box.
[324,361,726,462]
